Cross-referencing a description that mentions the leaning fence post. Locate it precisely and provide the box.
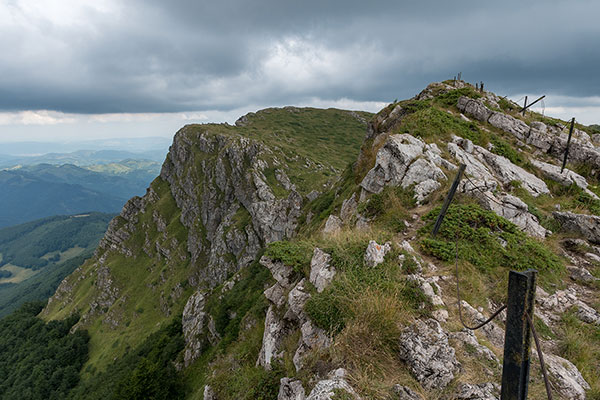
[500,269,537,400]
[561,117,575,173]
[432,164,466,236]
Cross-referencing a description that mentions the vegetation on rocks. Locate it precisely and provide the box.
[2,83,599,399]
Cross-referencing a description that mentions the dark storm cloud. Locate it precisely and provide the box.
[1,0,599,113]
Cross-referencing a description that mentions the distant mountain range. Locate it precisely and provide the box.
[0,160,160,228]
[0,136,171,159]
[0,148,167,168]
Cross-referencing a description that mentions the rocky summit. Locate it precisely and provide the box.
[40,83,600,399]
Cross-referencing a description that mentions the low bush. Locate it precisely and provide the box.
[419,203,563,279]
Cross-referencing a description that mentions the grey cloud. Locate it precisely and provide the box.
[0,0,599,114]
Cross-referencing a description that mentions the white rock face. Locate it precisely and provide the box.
[264,282,289,308]
[425,142,457,171]
[451,330,499,363]
[488,112,530,140]
[323,215,342,234]
[257,256,297,369]
[364,240,392,267]
[457,95,600,171]
[398,319,460,389]
[459,301,504,348]
[257,305,291,369]
[310,248,335,293]
[448,139,497,185]
[306,370,361,400]
[361,134,426,194]
[182,290,219,367]
[340,193,358,223]
[402,158,447,188]
[286,278,311,321]
[260,255,295,287]
[566,265,599,284]
[293,320,331,371]
[455,382,500,400]
[476,148,549,197]
[391,385,423,400]
[402,158,447,203]
[553,211,600,244]
[360,133,448,203]
[477,192,549,238]
[536,286,600,326]
[406,274,444,307]
[539,353,590,400]
[203,385,217,400]
[531,160,598,199]
[413,180,442,204]
[278,378,306,400]
[457,97,493,122]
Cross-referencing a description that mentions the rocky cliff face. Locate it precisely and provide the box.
[43,85,600,399]
[42,108,370,371]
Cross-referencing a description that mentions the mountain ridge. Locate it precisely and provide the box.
[36,90,600,399]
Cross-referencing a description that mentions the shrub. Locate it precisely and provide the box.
[419,203,563,275]
[435,87,482,107]
[264,241,313,275]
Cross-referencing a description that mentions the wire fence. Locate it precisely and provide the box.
[438,165,555,400]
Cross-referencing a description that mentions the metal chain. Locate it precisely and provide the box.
[525,311,554,400]
[455,234,507,330]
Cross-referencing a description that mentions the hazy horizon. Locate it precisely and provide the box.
[1,1,599,142]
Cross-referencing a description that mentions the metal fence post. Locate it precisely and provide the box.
[561,117,575,173]
[432,164,466,236]
[500,270,537,400]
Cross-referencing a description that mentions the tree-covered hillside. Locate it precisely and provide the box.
[0,213,113,316]
[0,302,89,400]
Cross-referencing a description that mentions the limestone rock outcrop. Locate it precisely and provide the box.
[554,211,600,244]
[360,134,446,203]
[306,369,361,400]
[398,319,460,389]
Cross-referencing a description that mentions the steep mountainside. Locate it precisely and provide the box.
[42,107,372,377]
[39,90,600,400]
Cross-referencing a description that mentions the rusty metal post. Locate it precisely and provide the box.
[500,270,537,400]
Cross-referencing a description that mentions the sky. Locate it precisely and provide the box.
[1,0,599,143]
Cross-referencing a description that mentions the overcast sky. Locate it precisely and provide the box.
[1,0,599,142]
